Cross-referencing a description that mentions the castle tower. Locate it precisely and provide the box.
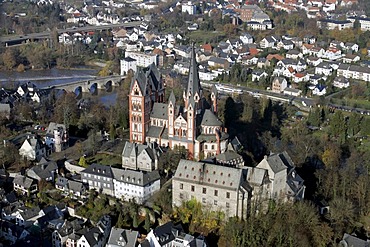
[54,128,62,153]
[168,91,176,139]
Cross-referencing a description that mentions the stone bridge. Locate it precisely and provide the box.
[46,75,125,94]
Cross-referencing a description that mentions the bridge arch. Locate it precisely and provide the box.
[74,86,82,97]
[89,83,98,95]
[105,80,113,92]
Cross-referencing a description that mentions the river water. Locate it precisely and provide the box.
[0,67,118,105]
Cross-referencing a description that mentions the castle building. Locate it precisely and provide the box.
[129,46,228,160]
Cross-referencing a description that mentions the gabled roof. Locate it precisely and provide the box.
[187,44,201,98]
[107,228,138,247]
[13,175,36,189]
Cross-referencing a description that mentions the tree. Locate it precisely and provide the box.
[144,209,151,232]
[53,92,79,127]
[79,155,88,168]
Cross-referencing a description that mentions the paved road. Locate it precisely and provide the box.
[0,21,142,44]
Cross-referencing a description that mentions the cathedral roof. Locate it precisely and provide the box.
[201,109,223,127]
[151,103,168,119]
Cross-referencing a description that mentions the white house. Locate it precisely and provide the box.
[112,168,160,204]
[120,57,137,75]
[333,76,350,88]
[19,136,47,161]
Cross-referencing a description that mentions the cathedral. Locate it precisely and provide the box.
[128,46,229,160]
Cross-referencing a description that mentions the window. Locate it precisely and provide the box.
[180,183,183,189]
[214,200,218,206]
[202,188,207,194]
[214,190,218,196]
[226,192,230,199]
[180,193,184,199]
[226,202,230,208]
[202,198,206,203]
[191,185,195,192]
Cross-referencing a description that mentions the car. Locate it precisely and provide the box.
[34,125,40,130]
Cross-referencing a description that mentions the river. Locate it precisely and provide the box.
[0,67,118,106]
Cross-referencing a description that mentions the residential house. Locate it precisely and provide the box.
[256,57,270,68]
[111,168,160,204]
[271,77,288,93]
[293,73,309,83]
[277,40,294,50]
[120,57,137,75]
[15,206,40,227]
[121,141,160,172]
[106,228,139,247]
[76,227,104,247]
[286,50,303,60]
[317,19,354,30]
[208,57,230,69]
[240,33,253,44]
[0,103,11,119]
[81,163,114,196]
[323,47,342,60]
[259,36,277,49]
[0,220,30,245]
[311,84,327,96]
[13,175,38,195]
[315,62,333,76]
[337,64,370,82]
[306,56,322,66]
[342,54,360,64]
[26,158,58,182]
[333,76,350,88]
[140,221,208,247]
[343,42,359,53]
[52,218,86,247]
[201,43,213,53]
[284,88,302,96]
[55,177,87,198]
[124,51,158,68]
[252,70,268,82]
[303,35,316,44]
[19,135,47,161]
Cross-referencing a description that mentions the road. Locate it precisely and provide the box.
[0,21,142,45]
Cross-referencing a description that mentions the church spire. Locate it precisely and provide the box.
[186,44,201,100]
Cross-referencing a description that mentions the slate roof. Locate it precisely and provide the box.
[146,126,165,139]
[111,168,160,186]
[151,103,168,119]
[107,228,138,247]
[81,163,113,178]
[153,222,183,246]
[122,141,157,161]
[19,206,40,221]
[266,151,294,173]
[83,227,102,246]
[13,175,35,189]
[174,159,243,190]
[201,109,223,127]
[215,150,242,163]
[26,161,58,181]
[245,167,268,186]
[341,233,370,247]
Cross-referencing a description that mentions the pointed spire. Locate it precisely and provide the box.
[186,43,201,99]
[169,90,176,106]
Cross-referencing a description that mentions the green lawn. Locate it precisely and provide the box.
[87,153,122,168]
